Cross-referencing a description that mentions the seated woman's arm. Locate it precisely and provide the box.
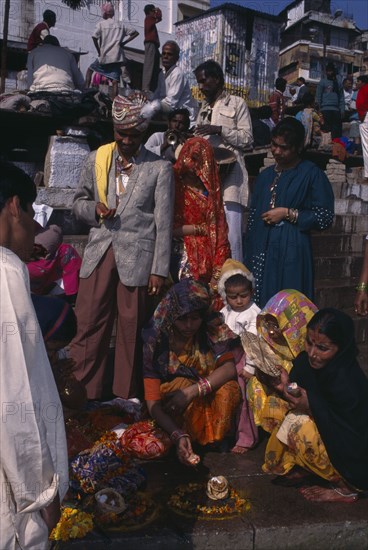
[146,397,196,466]
[145,358,237,465]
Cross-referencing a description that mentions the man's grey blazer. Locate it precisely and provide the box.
[73,145,174,286]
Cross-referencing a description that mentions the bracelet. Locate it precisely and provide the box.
[195,224,206,236]
[356,282,368,292]
[197,377,213,397]
[285,208,298,224]
[170,429,190,444]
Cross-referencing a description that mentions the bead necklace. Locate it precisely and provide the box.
[269,167,283,209]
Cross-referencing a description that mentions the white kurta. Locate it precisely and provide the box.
[154,64,198,124]
[144,131,165,157]
[0,247,68,550]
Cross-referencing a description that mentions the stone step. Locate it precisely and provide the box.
[63,234,88,257]
[331,182,368,201]
[36,187,75,209]
[342,307,368,346]
[334,198,368,215]
[312,233,366,257]
[321,214,368,235]
[48,209,89,235]
[314,278,358,310]
[314,254,363,279]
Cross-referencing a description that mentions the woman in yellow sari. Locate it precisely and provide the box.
[247,289,317,429]
[263,309,368,502]
[142,279,241,466]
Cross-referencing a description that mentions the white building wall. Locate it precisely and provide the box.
[1,0,181,76]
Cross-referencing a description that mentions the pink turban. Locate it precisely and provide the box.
[101,2,115,16]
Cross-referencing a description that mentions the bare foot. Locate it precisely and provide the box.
[272,467,314,487]
[231,445,250,454]
[299,485,358,503]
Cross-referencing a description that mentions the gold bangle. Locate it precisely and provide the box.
[356,282,368,292]
[195,224,206,236]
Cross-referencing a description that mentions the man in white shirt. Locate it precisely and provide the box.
[27,35,85,93]
[85,2,139,98]
[145,107,191,161]
[156,41,198,124]
[0,162,68,550]
[194,60,253,261]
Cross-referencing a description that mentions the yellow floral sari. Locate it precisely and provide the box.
[246,290,317,428]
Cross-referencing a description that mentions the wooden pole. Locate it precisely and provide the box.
[0,0,11,93]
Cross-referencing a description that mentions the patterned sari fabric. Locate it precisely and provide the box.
[262,407,338,481]
[143,279,241,445]
[160,377,240,446]
[172,137,230,283]
[264,309,368,490]
[247,289,318,427]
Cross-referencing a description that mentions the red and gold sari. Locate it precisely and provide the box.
[173,137,230,283]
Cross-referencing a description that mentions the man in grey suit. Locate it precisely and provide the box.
[70,94,174,400]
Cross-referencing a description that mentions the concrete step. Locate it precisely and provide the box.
[312,233,366,257]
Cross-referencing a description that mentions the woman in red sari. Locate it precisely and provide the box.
[171,137,230,294]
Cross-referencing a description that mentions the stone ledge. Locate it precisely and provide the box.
[36,188,75,209]
[57,447,368,550]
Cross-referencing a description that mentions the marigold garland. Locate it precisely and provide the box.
[94,431,122,458]
[168,482,250,519]
[49,507,94,541]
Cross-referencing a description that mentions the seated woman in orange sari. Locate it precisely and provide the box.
[171,137,230,293]
[143,279,241,466]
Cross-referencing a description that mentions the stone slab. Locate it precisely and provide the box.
[57,443,368,550]
[315,278,358,309]
[36,188,76,209]
[312,233,366,256]
[44,135,90,189]
[334,199,368,215]
[327,214,368,235]
[314,255,363,279]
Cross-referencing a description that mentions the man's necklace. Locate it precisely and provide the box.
[117,156,133,171]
